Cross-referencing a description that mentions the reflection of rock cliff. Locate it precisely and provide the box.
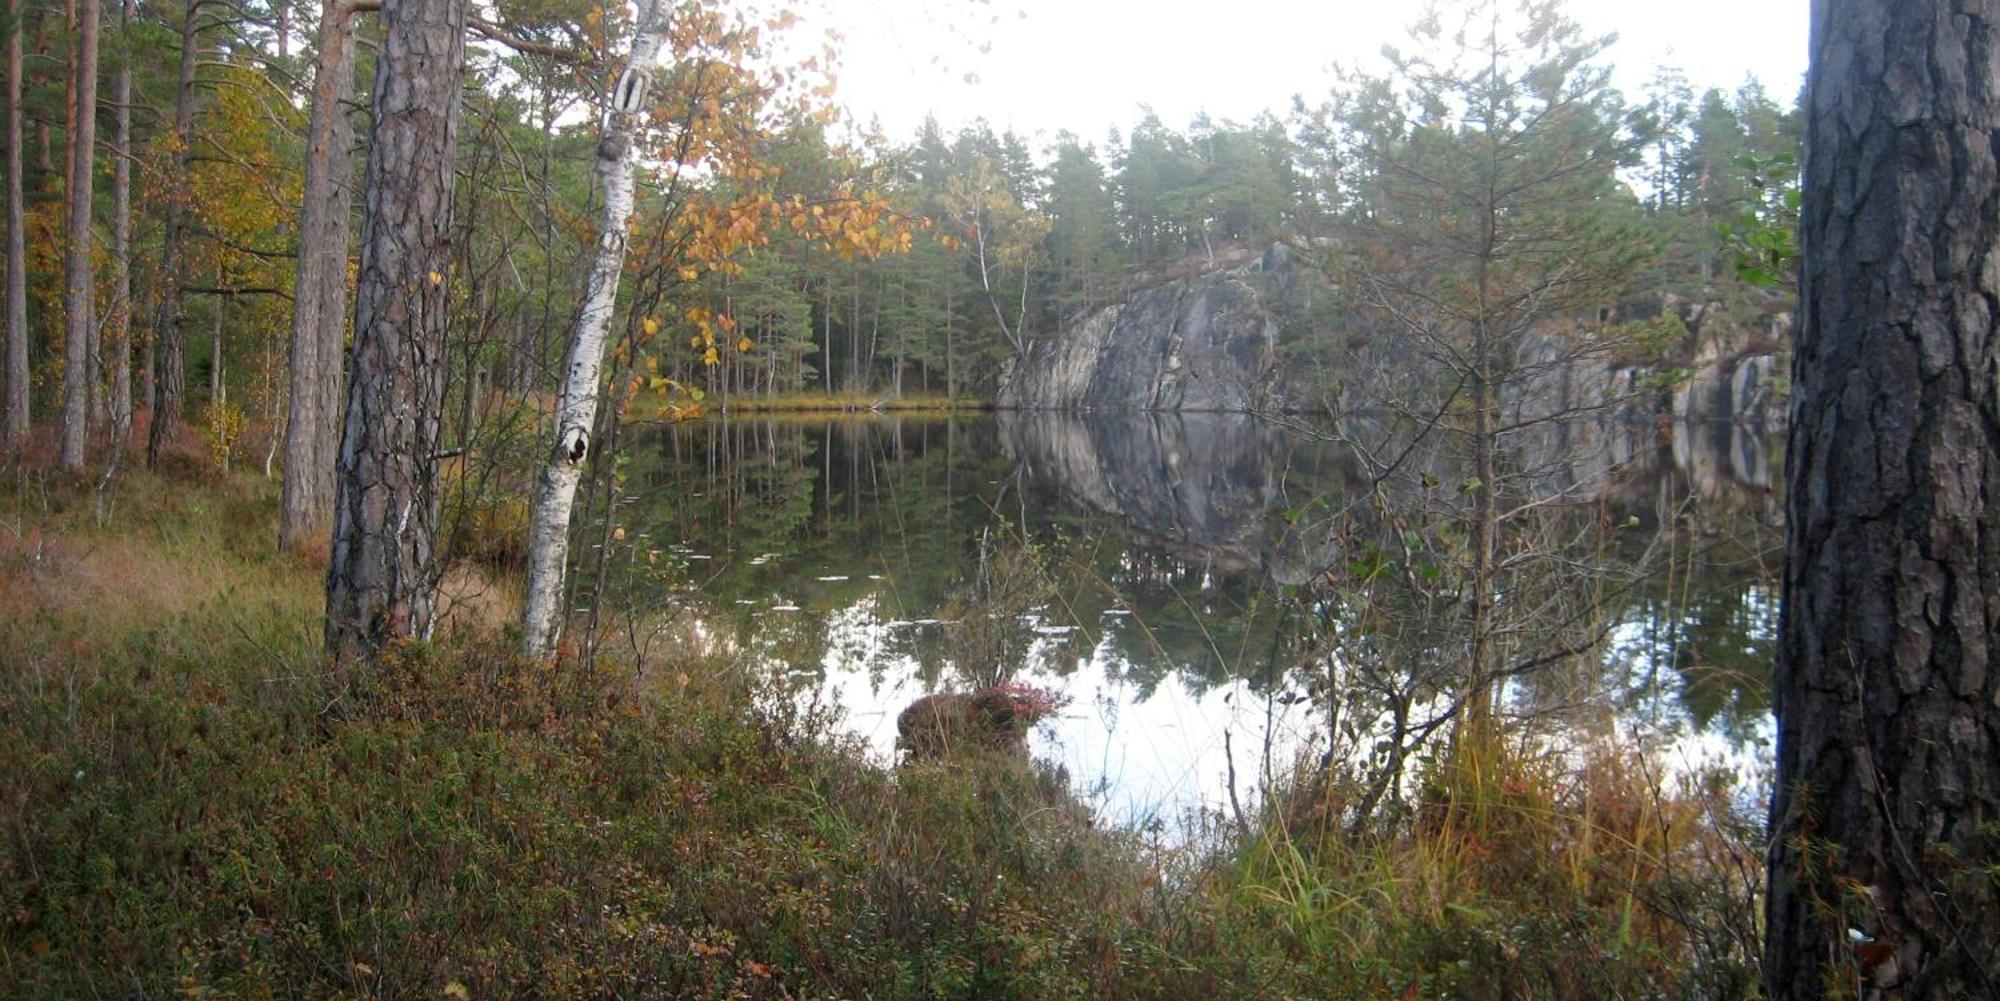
[999,411,1348,585]
[1001,407,1783,589]
[999,246,1297,412]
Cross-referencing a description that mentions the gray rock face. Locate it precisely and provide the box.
[1003,244,1791,439]
[999,246,1292,412]
[1673,352,1789,434]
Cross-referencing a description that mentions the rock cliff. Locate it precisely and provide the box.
[998,245,1297,412]
[999,243,1792,436]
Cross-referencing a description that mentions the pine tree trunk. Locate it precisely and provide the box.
[108,0,131,443]
[139,310,154,420]
[519,0,669,657]
[278,0,357,551]
[208,296,222,402]
[147,0,201,467]
[1766,2,2000,996]
[325,0,466,660]
[2,0,25,448]
[59,0,99,471]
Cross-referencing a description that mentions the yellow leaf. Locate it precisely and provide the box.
[736,337,754,353]
[642,317,661,335]
[679,267,700,281]
[443,982,470,1000]
[427,270,443,286]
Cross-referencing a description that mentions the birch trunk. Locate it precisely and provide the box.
[518,0,668,657]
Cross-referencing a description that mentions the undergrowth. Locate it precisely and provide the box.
[0,459,1763,998]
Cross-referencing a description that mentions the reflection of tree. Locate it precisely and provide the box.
[1286,425,1785,831]
[1599,522,1779,744]
[1091,546,1291,697]
[610,417,1019,679]
[934,530,1058,686]
[596,413,1780,800]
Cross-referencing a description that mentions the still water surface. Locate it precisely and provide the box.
[603,412,1781,829]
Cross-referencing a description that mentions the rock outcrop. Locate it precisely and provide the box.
[896,683,1068,761]
[1000,244,1792,437]
[1674,352,1789,434]
[999,245,1297,412]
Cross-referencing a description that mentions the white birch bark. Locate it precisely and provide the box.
[519,0,667,657]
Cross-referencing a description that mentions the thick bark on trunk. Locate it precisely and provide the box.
[1767,2,2000,997]
[147,0,200,467]
[59,0,100,471]
[3,0,25,448]
[518,0,668,658]
[324,0,466,660]
[108,0,131,442]
[279,0,357,551]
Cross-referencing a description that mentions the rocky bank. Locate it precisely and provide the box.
[998,243,1791,436]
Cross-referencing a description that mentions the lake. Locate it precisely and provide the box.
[593,411,1782,832]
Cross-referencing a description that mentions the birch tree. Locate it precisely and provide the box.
[518,0,668,657]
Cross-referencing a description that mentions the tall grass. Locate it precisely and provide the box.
[0,460,1764,998]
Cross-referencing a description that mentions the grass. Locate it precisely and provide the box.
[0,455,1766,999]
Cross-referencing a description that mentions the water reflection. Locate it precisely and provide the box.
[606,413,1781,826]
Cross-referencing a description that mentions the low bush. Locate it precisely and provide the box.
[0,465,1765,998]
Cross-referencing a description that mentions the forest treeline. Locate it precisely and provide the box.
[1,0,1799,448]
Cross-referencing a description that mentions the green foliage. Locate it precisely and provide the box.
[1718,153,1801,290]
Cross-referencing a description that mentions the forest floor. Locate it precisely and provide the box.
[1,453,1764,999]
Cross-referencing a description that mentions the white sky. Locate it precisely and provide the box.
[809,0,1808,148]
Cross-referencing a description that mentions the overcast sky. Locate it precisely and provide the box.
[806,0,1808,147]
